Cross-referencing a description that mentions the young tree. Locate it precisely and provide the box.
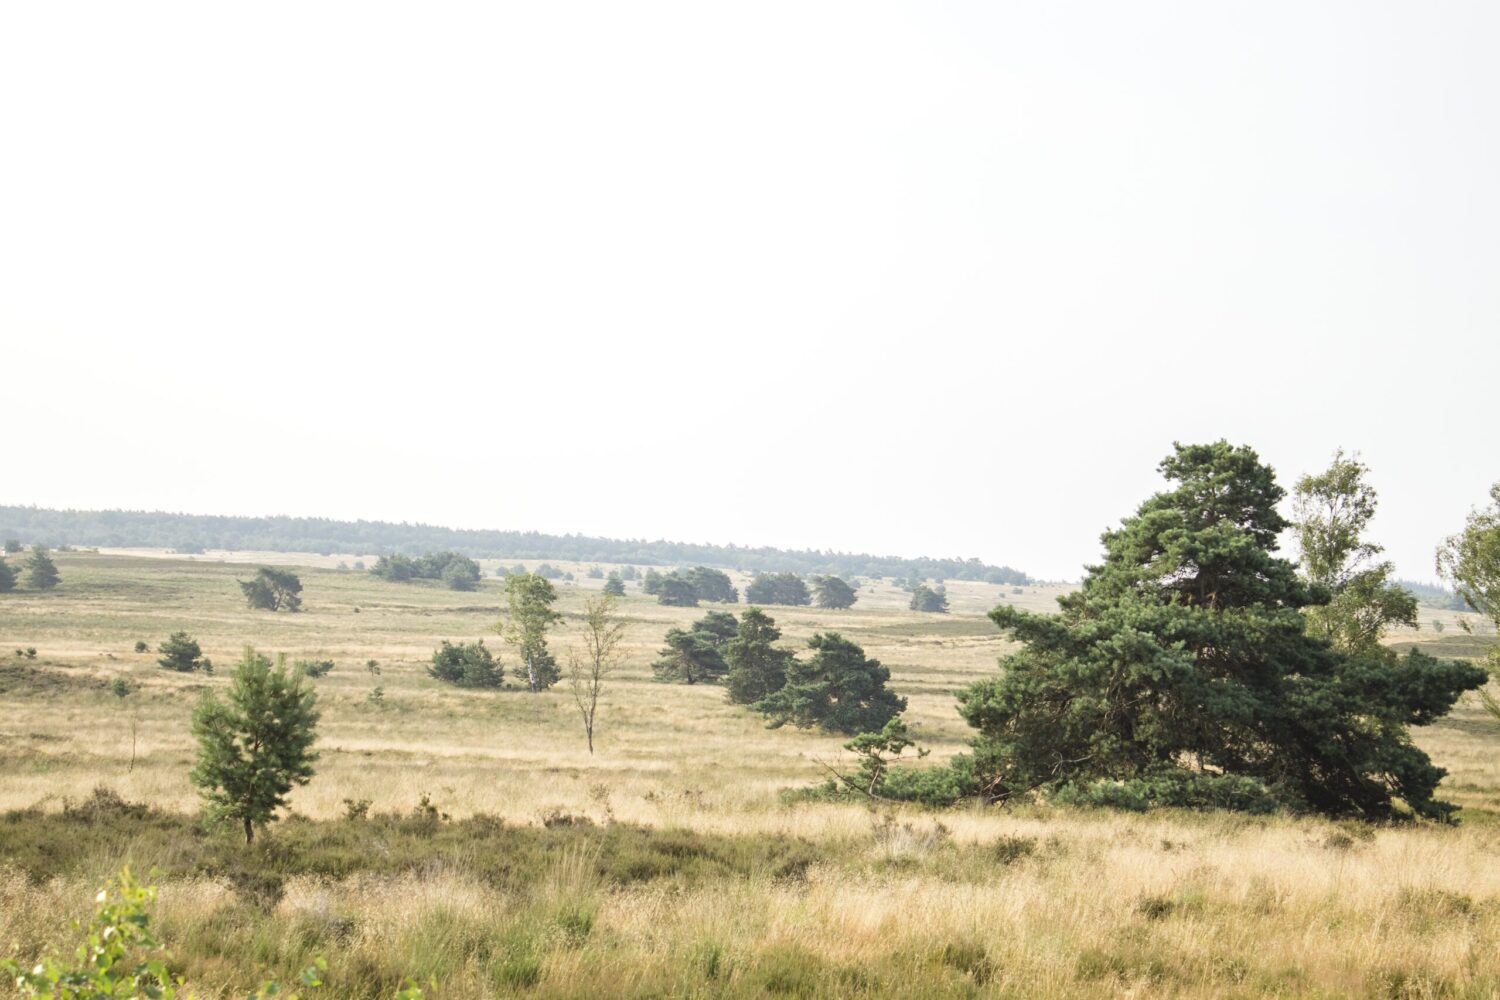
[500,573,563,691]
[688,566,739,604]
[239,567,302,612]
[652,610,740,683]
[158,630,211,673]
[958,442,1486,819]
[428,639,503,687]
[909,583,949,613]
[842,717,928,796]
[756,632,906,734]
[723,607,793,705]
[1292,450,1417,652]
[24,546,59,590]
[0,559,16,593]
[190,647,320,844]
[812,575,858,610]
[642,568,664,595]
[656,573,700,607]
[602,572,626,597]
[1438,482,1500,714]
[571,594,627,753]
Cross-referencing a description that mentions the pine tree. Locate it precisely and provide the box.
[190,648,319,844]
[0,559,16,593]
[157,631,210,673]
[602,573,626,597]
[239,567,302,611]
[909,583,948,613]
[958,441,1486,819]
[652,611,737,684]
[428,640,503,688]
[756,632,906,734]
[24,546,59,590]
[812,575,858,610]
[723,608,793,705]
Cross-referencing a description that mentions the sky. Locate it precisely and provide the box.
[2,2,1496,582]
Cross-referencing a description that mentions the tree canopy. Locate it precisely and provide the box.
[656,573,699,607]
[23,546,59,590]
[688,566,739,604]
[957,441,1485,820]
[909,583,948,613]
[745,572,811,606]
[652,610,738,685]
[428,639,503,688]
[756,632,906,734]
[723,608,793,705]
[500,573,562,691]
[158,631,211,673]
[602,573,626,597]
[0,559,15,593]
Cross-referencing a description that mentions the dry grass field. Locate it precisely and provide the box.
[1,551,1498,998]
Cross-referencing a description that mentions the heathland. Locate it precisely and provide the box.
[1,550,1497,998]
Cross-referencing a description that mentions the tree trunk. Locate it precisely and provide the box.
[527,656,538,691]
[244,816,254,845]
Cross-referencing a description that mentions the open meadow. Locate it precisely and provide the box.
[2,551,1498,998]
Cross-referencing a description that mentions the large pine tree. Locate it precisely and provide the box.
[958,441,1484,820]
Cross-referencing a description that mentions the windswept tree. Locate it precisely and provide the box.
[24,546,59,590]
[812,575,858,610]
[190,647,320,844]
[1292,450,1416,652]
[959,441,1485,819]
[501,573,562,691]
[428,639,503,688]
[653,610,738,684]
[239,567,302,612]
[756,632,906,734]
[602,572,626,597]
[688,566,739,604]
[909,583,948,613]
[571,594,627,753]
[723,607,793,705]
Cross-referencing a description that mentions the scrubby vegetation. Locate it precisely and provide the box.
[371,551,482,591]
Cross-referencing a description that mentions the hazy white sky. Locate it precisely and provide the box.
[2,2,1495,581]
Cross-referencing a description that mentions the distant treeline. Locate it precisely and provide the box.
[0,506,1032,584]
[1393,579,1474,612]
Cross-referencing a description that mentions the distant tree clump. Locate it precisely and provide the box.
[2,539,20,555]
[602,572,626,597]
[756,632,906,735]
[656,573,700,607]
[500,573,562,691]
[618,566,640,581]
[191,647,319,844]
[158,631,211,673]
[909,583,949,613]
[688,566,739,604]
[534,563,565,580]
[958,441,1486,820]
[24,546,59,590]
[653,611,738,684]
[745,572,811,607]
[642,569,664,596]
[812,575,858,610]
[239,567,302,612]
[371,551,482,591]
[723,608,793,705]
[0,559,15,593]
[428,639,503,688]
[586,566,604,579]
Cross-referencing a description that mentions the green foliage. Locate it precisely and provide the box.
[0,558,16,593]
[0,867,179,999]
[534,562,564,580]
[1438,482,1500,643]
[2,538,19,554]
[586,566,604,579]
[157,631,210,673]
[958,441,1487,820]
[295,659,336,679]
[842,717,928,795]
[24,545,60,590]
[428,640,503,688]
[642,569,663,595]
[602,573,626,597]
[190,647,320,844]
[811,575,858,610]
[908,583,948,613]
[745,572,811,606]
[133,640,149,653]
[687,566,739,604]
[1292,450,1417,652]
[723,608,793,705]
[500,574,562,691]
[756,632,906,734]
[1051,772,1284,814]
[239,567,303,612]
[655,573,699,607]
[652,612,737,685]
